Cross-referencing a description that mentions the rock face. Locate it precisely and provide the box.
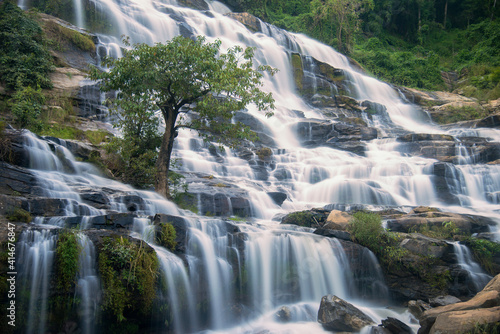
[418,274,500,334]
[386,206,494,235]
[317,294,375,332]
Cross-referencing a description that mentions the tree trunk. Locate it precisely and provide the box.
[155,108,177,199]
[443,0,448,29]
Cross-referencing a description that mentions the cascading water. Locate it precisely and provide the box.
[17,229,58,334]
[12,0,500,333]
[452,242,492,293]
[76,234,101,334]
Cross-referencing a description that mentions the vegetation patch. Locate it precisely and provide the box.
[409,221,461,240]
[157,223,177,252]
[98,236,159,323]
[281,210,325,227]
[6,207,32,223]
[0,1,53,90]
[463,237,500,275]
[54,229,80,303]
[43,20,95,52]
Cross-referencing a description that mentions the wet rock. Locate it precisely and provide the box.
[408,300,432,320]
[399,235,453,259]
[274,306,292,322]
[429,295,461,307]
[267,192,288,206]
[386,209,494,235]
[313,228,351,241]
[419,274,500,334]
[153,213,189,253]
[280,209,328,227]
[225,12,262,32]
[177,0,209,10]
[380,317,413,334]
[323,210,352,230]
[476,114,500,128]
[0,162,37,195]
[317,294,375,332]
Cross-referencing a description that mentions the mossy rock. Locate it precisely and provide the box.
[281,210,327,227]
[97,235,159,323]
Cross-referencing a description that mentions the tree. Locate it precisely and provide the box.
[312,0,372,54]
[90,36,276,198]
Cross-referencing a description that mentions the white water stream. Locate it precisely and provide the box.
[13,0,500,333]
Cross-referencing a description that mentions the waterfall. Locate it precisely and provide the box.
[11,0,500,332]
[17,229,58,334]
[76,234,101,334]
[452,242,492,293]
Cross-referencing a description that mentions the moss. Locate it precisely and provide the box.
[291,53,304,91]
[157,223,177,252]
[431,105,490,124]
[84,129,110,145]
[43,20,95,52]
[98,236,159,323]
[6,207,31,223]
[463,237,500,275]
[256,147,272,160]
[55,230,80,294]
[282,210,325,227]
[409,221,462,240]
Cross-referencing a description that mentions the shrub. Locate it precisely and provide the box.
[10,85,45,131]
[348,211,384,250]
[157,223,177,251]
[0,1,53,90]
[98,237,159,322]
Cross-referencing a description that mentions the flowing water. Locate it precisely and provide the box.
[13,0,500,333]
[452,241,492,293]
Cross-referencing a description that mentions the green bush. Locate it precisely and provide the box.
[348,211,384,249]
[98,237,159,322]
[464,237,500,275]
[157,223,177,251]
[10,85,45,131]
[0,1,53,90]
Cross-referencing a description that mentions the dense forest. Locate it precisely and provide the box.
[223,0,500,99]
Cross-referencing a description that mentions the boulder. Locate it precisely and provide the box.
[429,295,461,307]
[274,306,292,323]
[408,300,432,320]
[267,192,288,206]
[323,210,352,230]
[418,274,500,334]
[399,235,453,259]
[426,307,500,334]
[380,317,413,334]
[225,12,261,32]
[317,294,375,332]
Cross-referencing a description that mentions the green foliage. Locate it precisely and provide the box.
[0,1,53,90]
[282,210,324,227]
[98,237,159,323]
[6,207,32,223]
[90,35,275,197]
[409,221,461,239]
[43,20,95,52]
[467,322,500,334]
[348,211,384,248]
[55,230,80,295]
[84,129,110,145]
[464,237,500,275]
[157,223,177,251]
[10,85,45,131]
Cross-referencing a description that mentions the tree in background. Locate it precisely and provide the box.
[90,36,276,198]
[312,0,372,54]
